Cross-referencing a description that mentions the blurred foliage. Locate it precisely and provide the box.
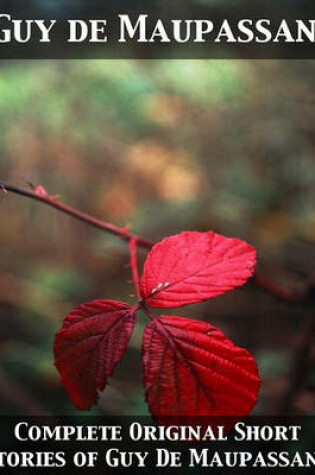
[0,59,314,415]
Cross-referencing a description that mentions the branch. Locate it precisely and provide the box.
[128,238,141,299]
[276,310,315,414]
[0,182,153,249]
[252,273,307,304]
[0,181,310,305]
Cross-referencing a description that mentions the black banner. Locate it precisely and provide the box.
[0,1,315,59]
[0,416,314,473]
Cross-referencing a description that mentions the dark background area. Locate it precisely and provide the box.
[0,59,314,416]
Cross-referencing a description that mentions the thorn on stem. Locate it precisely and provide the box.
[27,181,35,190]
[0,184,7,195]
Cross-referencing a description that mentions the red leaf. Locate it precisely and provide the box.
[140,231,256,308]
[54,300,136,409]
[142,316,259,419]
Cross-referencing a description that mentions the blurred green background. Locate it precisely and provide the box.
[0,60,314,416]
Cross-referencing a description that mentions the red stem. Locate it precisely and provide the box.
[0,182,152,249]
[252,273,305,304]
[128,238,141,299]
[140,303,157,321]
[0,181,309,305]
